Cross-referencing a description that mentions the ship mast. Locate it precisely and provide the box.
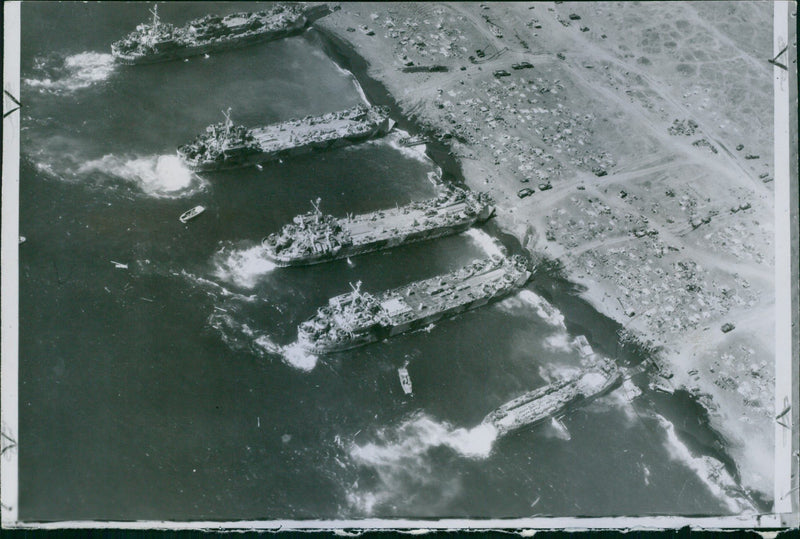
[310,197,322,224]
[220,107,233,150]
[349,281,362,299]
[150,4,160,29]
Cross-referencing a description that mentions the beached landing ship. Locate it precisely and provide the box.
[297,255,532,354]
[111,4,328,65]
[262,189,495,266]
[177,105,395,171]
[482,357,622,437]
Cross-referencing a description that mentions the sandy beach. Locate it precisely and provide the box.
[316,1,776,502]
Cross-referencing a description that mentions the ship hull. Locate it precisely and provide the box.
[301,270,529,355]
[485,373,623,437]
[266,213,490,267]
[181,119,395,172]
[113,20,307,65]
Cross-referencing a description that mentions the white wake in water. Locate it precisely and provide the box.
[347,413,497,514]
[464,228,506,258]
[179,270,258,304]
[376,130,437,167]
[655,415,755,514]
[212,243,277,289]
[208,313,318,372]
[24,52,117,94]
[279,341,319,372]
[77,154,202,198]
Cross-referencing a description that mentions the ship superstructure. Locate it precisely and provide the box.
[177,105,395,171]
[483,357,622,436]
[262,189,495,266]
[297,255,531,353]
[111,4,317,65]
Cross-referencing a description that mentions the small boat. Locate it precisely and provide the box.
[110,260,128,269]
[398,366,413,395]
[179,205,205,223]
[18,236,26,244]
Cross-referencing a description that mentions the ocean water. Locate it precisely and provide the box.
[18,2,752,521]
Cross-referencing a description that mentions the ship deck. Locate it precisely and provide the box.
[377,264,514,325]
[252,116,379,152]
[341,202,472,244]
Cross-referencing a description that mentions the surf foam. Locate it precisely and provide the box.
[77,154,202,198]
[280,341,319,372]
[24,52,117,94]
[655,414,755,514]
[376,129,437,167]
[543,332,573,353]
[464,228,506,258]
[520,290,566,328]
[347,413,497,514]
[212,243,277,289]
[180,270,258,304]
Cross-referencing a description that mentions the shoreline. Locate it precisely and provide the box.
[313,2,775,507]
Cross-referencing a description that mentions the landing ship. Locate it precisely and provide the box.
[297,255,532,354]
[177,105,395,171]
[262,189,495,266]
[111,4,328,65]
[482,357,622,437]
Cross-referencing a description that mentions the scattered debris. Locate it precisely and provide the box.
[668,118,698,136]
[692,138,718,154]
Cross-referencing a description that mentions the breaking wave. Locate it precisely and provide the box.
[655,415,756,514]
[24,52,116,94]
[346,412,497,514]
[328,59,371,106]
[212,242,277,289]
[77,154,203,198]
[464,228,506,258]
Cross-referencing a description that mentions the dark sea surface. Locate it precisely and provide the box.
[18,2,745,521]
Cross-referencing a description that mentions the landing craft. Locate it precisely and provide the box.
[262,188,494,266]
[297,255,531,353]
[177,105,394,171]
[111,3,330,65]
[483,356,622,437]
